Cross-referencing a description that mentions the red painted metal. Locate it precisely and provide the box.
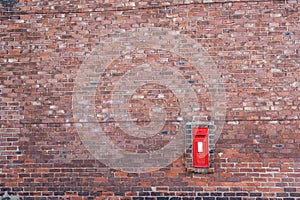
[193,127,209,168]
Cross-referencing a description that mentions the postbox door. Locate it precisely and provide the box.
[192,127,209,168]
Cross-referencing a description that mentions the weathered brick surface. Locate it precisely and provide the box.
[1,0,300,199]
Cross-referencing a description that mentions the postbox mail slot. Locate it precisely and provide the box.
[197,142,203,153]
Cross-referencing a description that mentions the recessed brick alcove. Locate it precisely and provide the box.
[185,122,215,174]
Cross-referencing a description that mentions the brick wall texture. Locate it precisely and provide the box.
[1,0,300,199]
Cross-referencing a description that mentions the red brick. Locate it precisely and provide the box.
[0,0,299,198]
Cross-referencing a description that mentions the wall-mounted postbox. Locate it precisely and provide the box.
[193,127,209,168]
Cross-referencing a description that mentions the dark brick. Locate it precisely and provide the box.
[277,193,289,197]
[224,193,235,197]
[12,187,23,191]
[203,198,215,200]
[139,192,151,196]
[250,193,262,197]
[151,192,162,196]
[132,187,144,192]
[197,193,210,197]
[78,191,89,196]
[211,193,222,197]
[145,198,155,200]
[23,197,35,200]
[54,191,65,196]
[170,198,182,200]
[290,193,300,197]
[0,188,10,192]
[284,188,296,192]
[182,198,195,200]
[115,191,125,196]
[217,188,229,192]
[236,193,248,197]
[133,198,144,200]
[91,191,101,196]
[157,197,169,200]
[36,198,47,200]
[229,198,242,200]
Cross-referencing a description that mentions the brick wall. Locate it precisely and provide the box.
[0,0,300,199]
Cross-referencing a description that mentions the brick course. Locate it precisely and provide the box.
[0,0,300,199]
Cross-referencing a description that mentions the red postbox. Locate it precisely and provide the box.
[193,127,209,168]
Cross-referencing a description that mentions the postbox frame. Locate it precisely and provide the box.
[185,121,215,173]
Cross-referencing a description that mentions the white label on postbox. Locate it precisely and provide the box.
[197,142,203,153]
